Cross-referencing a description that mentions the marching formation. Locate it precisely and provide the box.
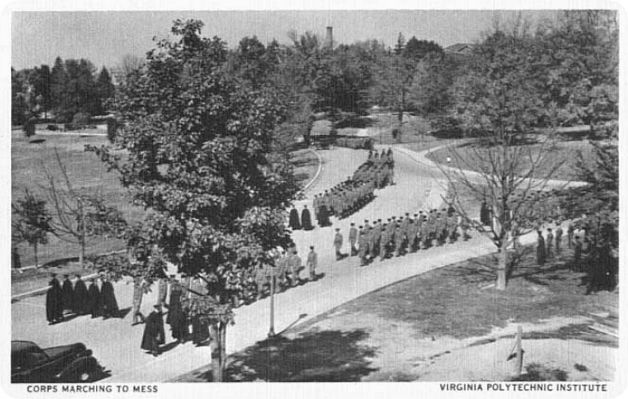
[311,148,395,227]
[335,207,471,266]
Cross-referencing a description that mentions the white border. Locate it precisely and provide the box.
[2,1,626,399]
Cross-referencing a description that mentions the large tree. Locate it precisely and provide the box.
[90,19,299,381]
[442,21,565,290]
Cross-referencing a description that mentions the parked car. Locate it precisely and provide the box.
[11,340,104,383]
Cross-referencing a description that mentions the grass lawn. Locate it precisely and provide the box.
[12,131,141,269]
[426,139,597,181]
[174,243,617,382]
[12,131,320,294]
[290,149,319,188]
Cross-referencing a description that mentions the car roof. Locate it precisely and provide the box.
[11,341,39,354]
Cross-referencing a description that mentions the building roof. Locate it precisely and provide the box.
[444,43,475,55]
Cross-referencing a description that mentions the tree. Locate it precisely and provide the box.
[42,149,127,267]
[50,57,67,119]
[403,36,443,61]
[90,19,299,381]
[12,190,53,268]
[96,67,115,108]
[441,22,565,290]
[370,53,416,141]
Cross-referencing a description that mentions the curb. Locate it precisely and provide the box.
[301,148,323,194]
[11,250,126,301]
[12,273,100,301]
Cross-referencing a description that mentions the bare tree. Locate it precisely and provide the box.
[439,23,567,290]
[42,148,126,267]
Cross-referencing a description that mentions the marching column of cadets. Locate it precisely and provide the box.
[342,206,472,266]
[299,148,394,229]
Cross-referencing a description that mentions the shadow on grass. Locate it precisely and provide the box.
[220,329,377,382]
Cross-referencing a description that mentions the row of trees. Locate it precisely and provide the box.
[11,57,115,125]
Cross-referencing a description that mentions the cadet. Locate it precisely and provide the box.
[546,228,554,258]
[334,228,344,260]
[306,246,318,281]
[380,223,390,261]
[370,221,381,258]
[349,223,358,256]
[555,223,563,254]
[358,227,369,266]
[394,224,405,257]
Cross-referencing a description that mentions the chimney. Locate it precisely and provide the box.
[325,26,333,49]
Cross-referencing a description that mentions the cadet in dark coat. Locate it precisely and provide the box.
[87,278,103,318]
[301,205,313,230]
[166,282,187,343]
[61,275,74,314]
[72,274,89,315]
[141,305,166,356]
[289,207,301,230]
[101,277,119,319]
[536,231,546,266]
[317,205,330,227]
[46,275,63,324]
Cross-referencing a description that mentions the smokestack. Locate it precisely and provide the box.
[325,26,333,49]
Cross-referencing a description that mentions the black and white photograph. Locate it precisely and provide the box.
[5,2,624,397]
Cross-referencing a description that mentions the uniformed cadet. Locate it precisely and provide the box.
[275,251,288,291]
[306,246,318,281]
[394,224,405,257]
[334,228,344,260]
[400,213,411,250]
[349,223,358,256]
[370,221,381,258]
[287,248,302,287]
[358,227,369,266]
[254,263,269,299]
[407,215,418,252]
[380,223,390,260]
[448,212,459,243]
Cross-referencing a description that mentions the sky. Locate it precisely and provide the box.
[11,10,560,70]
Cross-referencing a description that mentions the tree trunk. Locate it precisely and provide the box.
[220,323,227,378]
[79,202,86,268]
[210,322,226,382]
[496,246,508,290]
[33,243,38,269]
[79,239,86,268]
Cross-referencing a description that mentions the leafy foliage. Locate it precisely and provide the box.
[12,190,53,266]
[90,19,299,306]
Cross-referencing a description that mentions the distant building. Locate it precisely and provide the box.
[325,26,333,49]
[444,43,475,55]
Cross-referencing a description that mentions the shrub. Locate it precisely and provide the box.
[106,118,117,142]
[46,124,59,131]
[72,112,91,126]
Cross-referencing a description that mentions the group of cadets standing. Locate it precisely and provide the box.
[46,273,119,325]
[336,207,470,266]
[312,148,395,227]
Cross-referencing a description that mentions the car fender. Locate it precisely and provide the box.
[58,356,102,382]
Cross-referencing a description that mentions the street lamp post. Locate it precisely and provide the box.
[268,275,275,337]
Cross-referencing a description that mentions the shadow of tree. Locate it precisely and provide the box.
[221,329,377,382]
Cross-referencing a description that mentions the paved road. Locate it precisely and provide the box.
[9,144,509,382]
